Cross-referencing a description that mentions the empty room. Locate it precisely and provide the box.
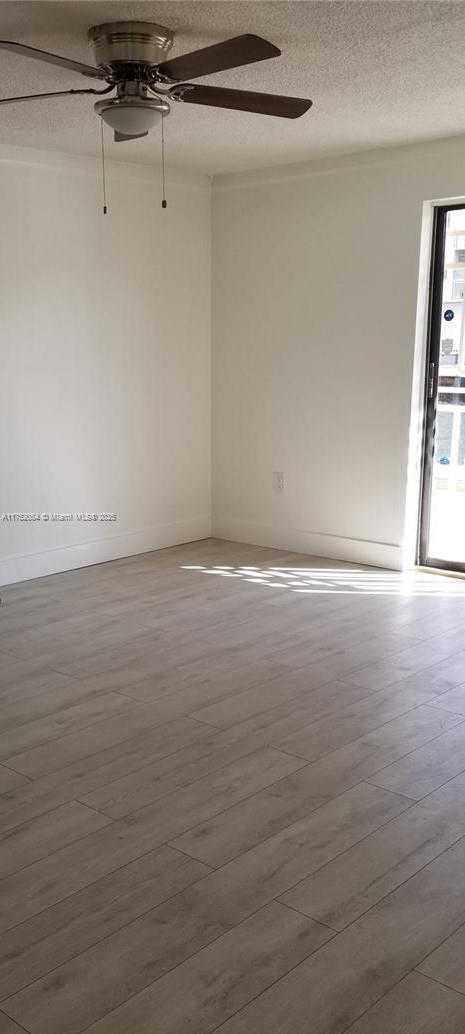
[2,1,465,1032]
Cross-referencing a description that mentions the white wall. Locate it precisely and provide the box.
[0,145,211,585]
[6,134,465,585]
[211,136,465,569]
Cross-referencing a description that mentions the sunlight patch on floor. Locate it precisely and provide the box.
[181,564,465,596]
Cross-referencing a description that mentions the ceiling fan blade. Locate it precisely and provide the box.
[172,84,312,118]
[114,130,148,142]
[158,34,279,82]
[0,40,105,79]
[0,87,108,105]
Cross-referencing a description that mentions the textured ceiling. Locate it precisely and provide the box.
[0,1,465,174]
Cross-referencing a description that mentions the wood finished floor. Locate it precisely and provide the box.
[1,540,465,1033]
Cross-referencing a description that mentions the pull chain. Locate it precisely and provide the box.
[100,118,108,215]
[161,109,167,209]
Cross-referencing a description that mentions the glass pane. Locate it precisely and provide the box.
[459,413,465,466]
[435,411,453,465]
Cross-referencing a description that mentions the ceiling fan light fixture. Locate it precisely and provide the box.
[94,95,169,135]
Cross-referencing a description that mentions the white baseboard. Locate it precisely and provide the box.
[212,516,403,570]
[0,517,212,587]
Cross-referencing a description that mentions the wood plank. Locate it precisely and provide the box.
[0,767,26,794]
[419,919,465,993]
[0,746,304,932]
[272,680,438,762]
[369,720,465,799]
[347,972,465,1033]
[4,706,213,778]
[0,718,214,835]
[0,1012,26,1034]
[200,837,465,1034]
[280,770,465,928]
[171,726,420,866]
[0,680,120,732]
[345,632,465,692]
[0,692,141,762]
[280,704,462,792]
[78,727,305,820]
[118,658,293,707]
[429,681,465,716]
[80,745,305,827]
[0,847,209,1000]
[0,660,76,700]
[190,668,331,729]
[0,801,112,879]
[181,782,410,929]
[4,902,331,1034]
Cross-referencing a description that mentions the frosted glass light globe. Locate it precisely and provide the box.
[100,102,161,135]
[94,95,169,136]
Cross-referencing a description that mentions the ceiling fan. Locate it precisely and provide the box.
[0,21,313,142]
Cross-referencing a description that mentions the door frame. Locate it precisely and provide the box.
[417,202,465,573]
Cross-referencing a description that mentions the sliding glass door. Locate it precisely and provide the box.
[419,204,465,571]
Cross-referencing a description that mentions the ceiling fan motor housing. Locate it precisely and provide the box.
[88,21,174,72]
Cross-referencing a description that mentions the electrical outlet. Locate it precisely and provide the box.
[273,471,284,494]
